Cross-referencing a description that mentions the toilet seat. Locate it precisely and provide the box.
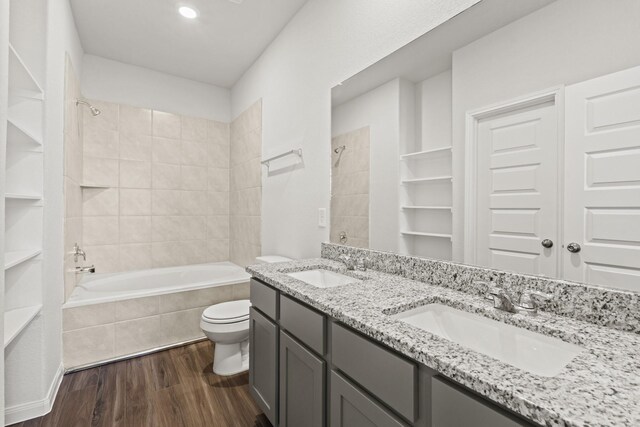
[202,300,250,324]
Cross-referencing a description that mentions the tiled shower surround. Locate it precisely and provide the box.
[230,101,262,267]
[330,127,370,248]
[63,72,264,298]
[78,100,231,275]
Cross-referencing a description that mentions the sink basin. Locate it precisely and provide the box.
[393,303,583,377]
[287,269,361,288]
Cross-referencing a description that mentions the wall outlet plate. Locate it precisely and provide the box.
[318,208,327,227]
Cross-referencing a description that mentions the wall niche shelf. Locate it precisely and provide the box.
[401,176,453,184]
[5,193,42,201]
[401,231,452,239]
[8,44,44,95]
[401,205,452,211]
[4,305,42,348]
[400,146,452,159]
[4,249,42,270]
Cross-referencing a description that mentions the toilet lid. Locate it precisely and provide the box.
[202,300,250,324]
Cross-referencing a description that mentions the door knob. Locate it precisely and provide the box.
[541,239,553,248]
[567,242,581,253]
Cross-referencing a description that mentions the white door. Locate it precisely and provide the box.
[564,66,640,291]
[475,100,559,277]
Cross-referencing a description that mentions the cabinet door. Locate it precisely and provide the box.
[249,307,278,426]
[432,377,531,427]
[280,331,325,427]
[330,371,408,427]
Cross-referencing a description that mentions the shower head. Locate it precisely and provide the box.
[76,99,101,116]
[334,145,346,154]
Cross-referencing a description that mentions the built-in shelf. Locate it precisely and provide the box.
[4,249,42,270]
[7,101,44,145]
[80,184,111,189]
[8,44,44,95]
[4,305,42,347]
[5,193,42,201]
[401,176,453,184]
[401,231,452,239]
[401,205,452,210]
[7,119,43,148]
[400,146,452,159]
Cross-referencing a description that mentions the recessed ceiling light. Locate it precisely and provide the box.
[178,6,198,19]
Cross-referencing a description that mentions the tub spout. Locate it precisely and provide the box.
[75,265,95,274]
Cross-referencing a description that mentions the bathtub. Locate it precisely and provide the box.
[62,262,251,370]
[65,261,250,308]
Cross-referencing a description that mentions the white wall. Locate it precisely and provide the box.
[332,79,400,252]
[231,0,481,259]
[451,0,640,262]
[39,0,84,413]
[81,55,231,122]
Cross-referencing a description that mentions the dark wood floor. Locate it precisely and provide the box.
[10,341,270,427]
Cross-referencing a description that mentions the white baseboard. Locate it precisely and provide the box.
[4,363,64,426]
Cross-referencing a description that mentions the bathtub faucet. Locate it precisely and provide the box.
[75,265,96,274]
[72,243,86,263]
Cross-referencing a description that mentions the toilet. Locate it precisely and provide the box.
[201,255,292,375]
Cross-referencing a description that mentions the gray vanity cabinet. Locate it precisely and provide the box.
[431,377,531,427]
[249,307,279,426]
[330,371,409,427]
[279,331,325,427]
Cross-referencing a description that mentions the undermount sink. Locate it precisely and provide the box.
[287,269,361,288]
[393,303,583,377]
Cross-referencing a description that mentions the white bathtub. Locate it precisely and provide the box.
[62,261,251,369]
[64,261,250,308]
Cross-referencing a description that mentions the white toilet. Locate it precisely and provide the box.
[201,255,292,376]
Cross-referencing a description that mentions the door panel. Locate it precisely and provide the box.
[475,101,559,277]
[249,307,278,426]
[564,65,640,290]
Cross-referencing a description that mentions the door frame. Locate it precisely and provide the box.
[463,86,565,272]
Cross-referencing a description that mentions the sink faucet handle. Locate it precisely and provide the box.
[518,290,552,314]
[338,254,356,270]
[475,281,501,300]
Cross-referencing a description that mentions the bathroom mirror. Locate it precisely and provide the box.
[330,0,640,292]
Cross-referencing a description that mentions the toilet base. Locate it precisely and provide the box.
[212,339,249,376]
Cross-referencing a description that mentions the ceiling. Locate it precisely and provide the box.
[70,0,308,88]
[332,0,556,106]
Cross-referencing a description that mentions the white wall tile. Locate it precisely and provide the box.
[83,216,119,245]
[120,134,152,161]
[63,324,115,368]
[83,188,119,216]
[120,189,152,216]
[120,216,152,243]
[120,160,151,188]
[152,137,181,164]
[153,111,181,139]
[152,163,181,189]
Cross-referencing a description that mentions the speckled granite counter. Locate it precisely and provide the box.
[247,257,640,427]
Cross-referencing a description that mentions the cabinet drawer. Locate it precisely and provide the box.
[432,377,532,427]
[331,371,408,427]
[250,278,278,320]
[331,323,417,422]
[279,295,325,355]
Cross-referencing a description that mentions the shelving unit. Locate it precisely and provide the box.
[2,0,48,421]
[400,231,453,239]
[398,71,454,261]
[4,305,42,348]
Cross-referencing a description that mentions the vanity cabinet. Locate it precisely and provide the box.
[330,371,409,427]
[279,331,325,427]
[249,278,536,427]
[249,307,279,425]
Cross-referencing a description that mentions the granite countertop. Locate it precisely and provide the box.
[247,258,640,427]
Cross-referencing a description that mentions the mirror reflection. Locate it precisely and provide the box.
[330,0,640,291]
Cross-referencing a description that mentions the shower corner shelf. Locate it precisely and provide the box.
[80,184,111,189]
[5,193,42,201]
[4,305,43,348]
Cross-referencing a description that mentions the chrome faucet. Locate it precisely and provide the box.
[75,265,96,274]
[338,254,357,270]
[479,281,552,315]
[72,243,86,263]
